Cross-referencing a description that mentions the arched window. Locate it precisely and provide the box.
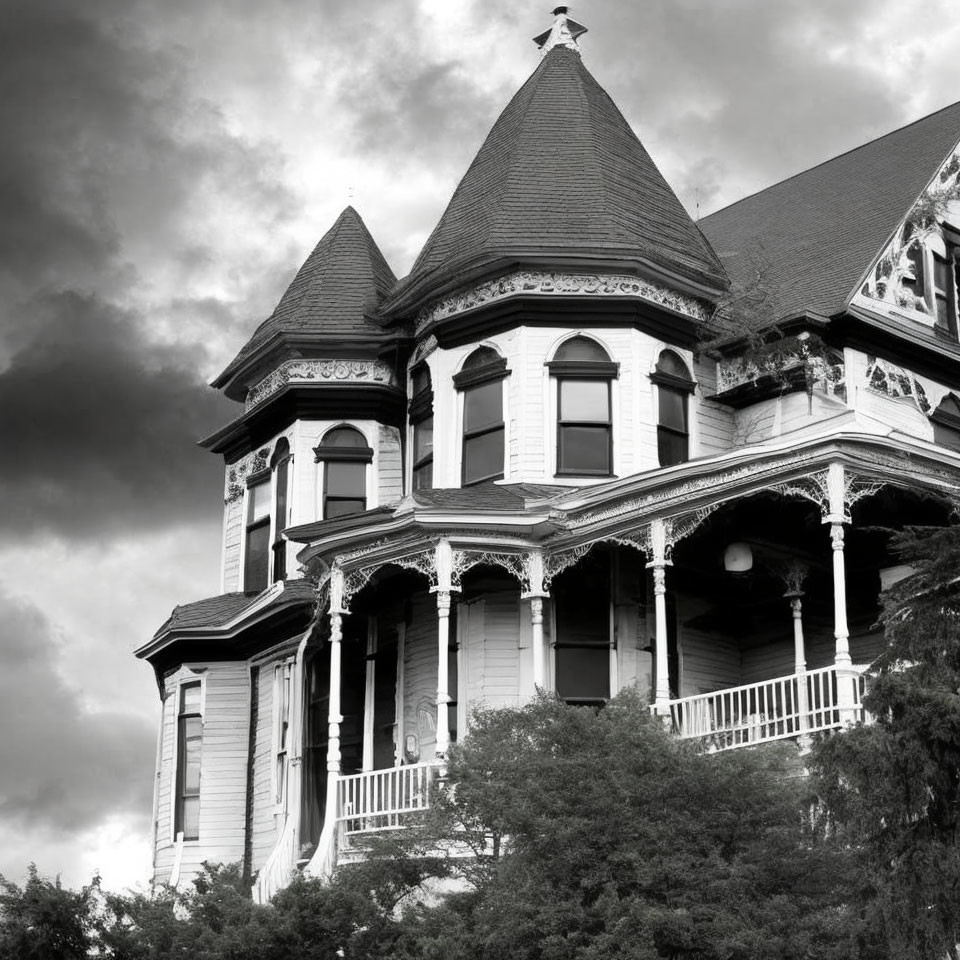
[314,426,373,519]
[409,365,434,490]
[271,439,290,582]
[932,394,960,453]
[455,346,508,485]
[547,336,617,476]
[652,350,695,467]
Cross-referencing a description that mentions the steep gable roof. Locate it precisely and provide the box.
[381,47,726,316]
[700,101,960,322]
[214,206,397,394]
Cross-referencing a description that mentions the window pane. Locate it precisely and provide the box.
[934,253,950,292]
[659,388,687,431]
[244,522,270,592]
[322,427,367,447]
[414,418,433,462]
[560,380,609,421]
[325,498,365,519]
[180,684,201,714]
[464,427,504,483]
[326,461,366,497]
[554,337,610,362]
[183,737,202,793]
[462,346,500,371]
[655,351,690,380]
[556,646,609,701]
[248,481,270,522]
[658,428,688,467]
[559,425,610,474]
[413,460,433,490]
[464,381,502,433]
[274,459,288,526]
[181,796,200,839]
[936,294,950,330]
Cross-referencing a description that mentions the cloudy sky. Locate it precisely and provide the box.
[2,0,959,891]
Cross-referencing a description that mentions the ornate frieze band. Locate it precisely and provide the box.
[416,270,711,334]
[246,359,397,410]
[224,447,271,503]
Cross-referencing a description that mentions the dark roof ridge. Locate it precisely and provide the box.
[703,98,960,223]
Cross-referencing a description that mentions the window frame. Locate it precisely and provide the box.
[546,340,619,478]
[651,351,696,468]
[313,426,374,520]
[455,351,509,487]
[173,679,203,842]
[901,224,960,338]
[272,660,293,811]
[243,471,271,593]
[271,440,291,583]
[409,364,434,491]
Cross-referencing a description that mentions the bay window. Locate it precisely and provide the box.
[547,336,617,477]
[271,439,290,582]
[243,475,271,593]
[455,347,508,485]
[409,365,434,490]
[652,350,695,467]
[314,426,372,519]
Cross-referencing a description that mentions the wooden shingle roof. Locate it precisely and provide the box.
[381,47,727,316]
[699,101,960,321]
[215,206,396,395]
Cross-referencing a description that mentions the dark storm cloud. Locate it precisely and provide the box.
[0,0,300,538]
[0,292,233,539]
[0,587,155,832]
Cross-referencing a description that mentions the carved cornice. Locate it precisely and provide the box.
[246,359,397,411]
[415,270,711,335]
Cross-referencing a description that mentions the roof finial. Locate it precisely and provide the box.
[533,6,588,56]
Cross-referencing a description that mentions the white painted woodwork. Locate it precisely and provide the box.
[152,663,250,888]
[666,665,867,751]
[693,356,734,456]
[222,498,243,593]
[336,761,437,837]
[249,665,279,874]
[402,593,438,761]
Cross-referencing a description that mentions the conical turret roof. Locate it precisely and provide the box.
[382,47,726,316]
[215,206,397,398]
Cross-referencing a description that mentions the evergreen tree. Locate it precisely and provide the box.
[811,523,960,960]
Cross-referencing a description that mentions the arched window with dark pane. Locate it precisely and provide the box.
[271,439,290,582]
[932,394,960,453]
[455,346,508,486]
[409,364,434,490]
[652,350,695,467]
[547,336,617,476]
[313,426,373,519]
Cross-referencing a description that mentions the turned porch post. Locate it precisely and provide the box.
[434,539,455,759]
[648,519,672,715]
[361,619,376,772]
[325,567,346,822]
[790,596,810,735]
[524,550,548,692]
[825,463,856,721]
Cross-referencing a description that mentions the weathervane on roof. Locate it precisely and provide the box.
[533,6,587,56]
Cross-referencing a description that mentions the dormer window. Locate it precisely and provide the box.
[409,365,434,490]
[900,223,960,337]
[314,426,373,519]
[931,394,960,453]
[455,347,508,486]
[547,336,617,477]
[651,350,695,468]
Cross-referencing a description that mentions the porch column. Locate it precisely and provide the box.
[325,567,346,825]
[647,519,672,715]
[826,464,856,721]
[524,550,548,692]
[434,540,455,759]
[361,619,376,772]
[790,596,810,736]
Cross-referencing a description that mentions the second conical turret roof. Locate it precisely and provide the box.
[383,47,726,315]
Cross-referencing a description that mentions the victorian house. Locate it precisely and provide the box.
[136,9,960,900]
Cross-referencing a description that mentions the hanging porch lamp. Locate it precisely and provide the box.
[723,542,753,573]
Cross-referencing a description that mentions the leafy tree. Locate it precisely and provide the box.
[389,690,861,960]
[0,865,98,960]
[811,523,960,960]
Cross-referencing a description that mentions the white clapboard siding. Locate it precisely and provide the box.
[250,665,279,874]
[403,593,438,760]
[680,620,740,696]
[222,498,243,592]
[480,591,521,707]
[377,425,403,505]
[153,664,250,887]
[859,390,934,438]
[740,640,795,685]
[693,357,734,456]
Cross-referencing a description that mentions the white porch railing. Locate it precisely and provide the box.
[664,665,867,751]
[336,761,438,837]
